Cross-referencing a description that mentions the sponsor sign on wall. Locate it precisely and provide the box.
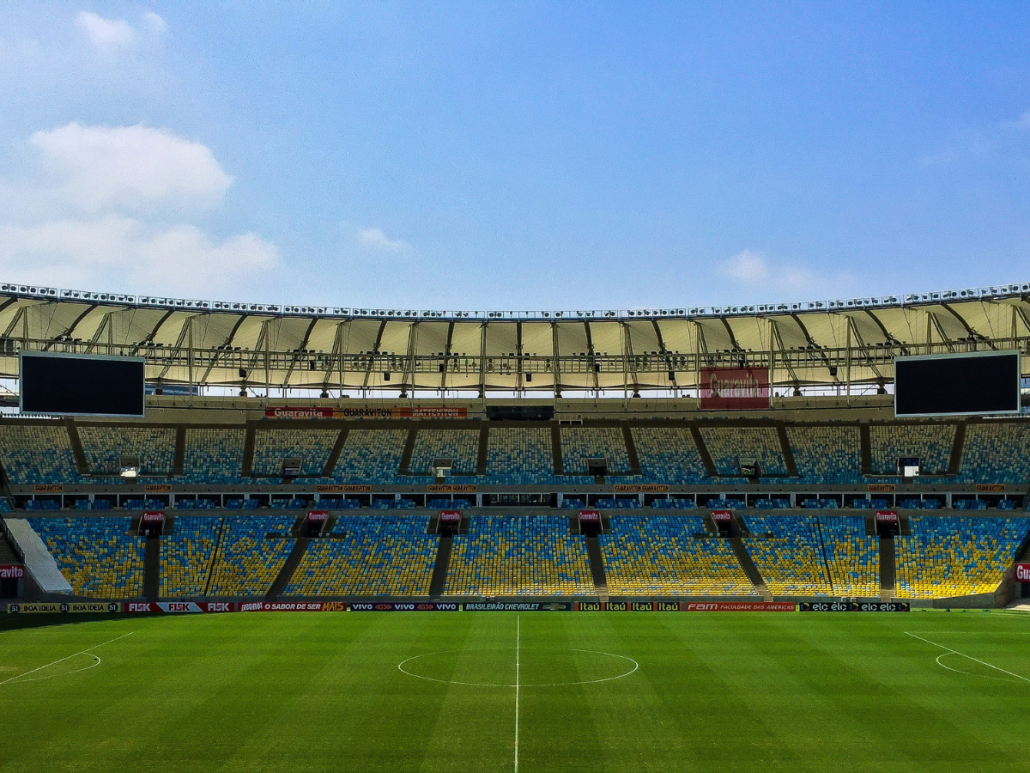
[578,510,600,522]
[265,406,469,420]
[124,602,235,613]
[875,511,898,524]
[711,510,734,522]
[439,511,462,523]
[9,602,118,613]
[141,511,165,523]
[699,367,771,410]
[799,601,910,612]
[867,484,896,493]
[574,601,698,612]
[350,602,459,612]
[307,510,329,522]
[976,484,1006,492]
[0,564,24,579]
[33,484,63,493]
[144,484,173,493]
[238,601,347,612]
[463,602,571,612]
[612,484,670,493]
[316,484,372,493]
[1014,563,1030,582]
[427,484,477,493]
[681,602,797,612]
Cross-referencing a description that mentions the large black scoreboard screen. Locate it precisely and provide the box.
[20,352,145,417]
[894,351,1020,417]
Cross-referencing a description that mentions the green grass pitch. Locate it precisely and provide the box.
[1,610,1028,772]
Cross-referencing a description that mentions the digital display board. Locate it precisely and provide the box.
[894,351,1020,417]
[20,352,145,417]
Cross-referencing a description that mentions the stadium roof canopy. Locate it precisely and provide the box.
[1,280,1029,394]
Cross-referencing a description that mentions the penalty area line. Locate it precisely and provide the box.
[904,631,1030,684]
[0,631,135,686]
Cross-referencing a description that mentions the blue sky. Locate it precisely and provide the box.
[1,2,1029,310]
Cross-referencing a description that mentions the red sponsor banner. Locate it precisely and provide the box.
[699,367,771,410]
[265,406,335,419]
[307,510,329,522]
[123,602,235,613]
[1015,563,1030,582]
[440,511,462,522]
[141,511,165,523]
[237,601,348,612]
[711,510,734,522]
[0,564,24,579]
[875,510,898,524]
[579,510,601,522]
[682,602,796,612]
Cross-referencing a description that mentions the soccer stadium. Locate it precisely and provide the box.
[4,5,1030,772]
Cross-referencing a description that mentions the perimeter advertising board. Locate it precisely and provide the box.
[9,602,119,613]
[264,406,469,420]
[238,602,348,612]
[350,603,459,612]
[799,601,910,612]
[699,367,770,410]
[463,602,571,612]
[124,602,235,613]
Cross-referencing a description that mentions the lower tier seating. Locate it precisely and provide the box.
[444,515,594,596]
[160,516,220,597]
[600,516,754,596]
[743,515,831,596]
[30,517,144,598]
[206,516,296,596]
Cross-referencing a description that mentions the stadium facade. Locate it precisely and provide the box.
[1,281,1030,614]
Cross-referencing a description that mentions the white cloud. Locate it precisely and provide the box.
[718,249,841,295]
[30,122,233,213]
[0,216,279,296]
[0,123,279,298]
[75,10,167,54]
[356,227,410,251]
[76,12,136,51]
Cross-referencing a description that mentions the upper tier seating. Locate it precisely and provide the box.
[285,515,436,596]
[787,426,862,484]
[444,515,594,596]
[332,429,408,483]
[0,424,81,484]
[79,426,175,475]
[959,423,1030,484]
[206,516,296,596]
[408,429,479,475]
[631,427,709,483]
[894,516,1029,598]
[869,423,954,475]
[700,426,787,476]
[485,428,562,484]
[30,517,144,598]
[743,515,831,596]
[251,429,338,476]
[161,516,220,597]
[600,516,754,596]
[182,428,246,483]
[818,516,879,596]
[560,427,630,474]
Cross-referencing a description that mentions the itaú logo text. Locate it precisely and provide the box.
[1015,563,1030,582]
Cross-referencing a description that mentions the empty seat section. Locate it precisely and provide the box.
[285,515,436,596]
[182,428,245,483]
[894,516,1029,598]
[0,424,81,484]
[207,516,296,595]
[787,426,861,484]
[251,429,339,476]
[486,428,560,484]
[959,424,1030,484]
[560,427,630,474]
[700,426,787,475]
[408,429,479,475]
[630,427,708,484]
[444,516,594,596]
[30,517,144,597]
[818,516,879,596]
[331,429,408,483]
[869,423,954,475]
[600,516,754,596]
[160,516,221,597]
[743,515,831,595]
[79,426,176,475]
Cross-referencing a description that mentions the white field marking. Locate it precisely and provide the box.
[514,615,520,773]
[0,631,134,686]
[905,631,1030,684]
[396,648,639,688]
[9,654,102,683]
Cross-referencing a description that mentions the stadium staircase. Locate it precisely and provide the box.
[429,536,453,598]
[584,535,609,602]
[879,537,896,601]
[621,424,643,476]
[266,517,309,599]
[144,536,160,601]
[65,418,89,475]
[775,424,799,476]
[948,422,966,476]
[0,524,20,565]
[728,535,771,600]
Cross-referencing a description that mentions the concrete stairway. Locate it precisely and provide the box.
[429,536,453,597]
[266,538,309,599]
[585,536,609,602]
[879,537,896,601]
[729,538,772,600]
